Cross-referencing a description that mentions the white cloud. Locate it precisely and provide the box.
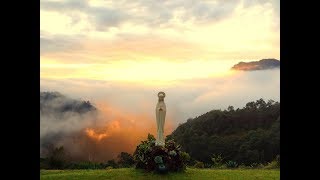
[40,0,280,60]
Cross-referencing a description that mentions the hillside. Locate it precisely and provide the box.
[40,91,96,115]
[169,99,280,165]
[40,91,97,158]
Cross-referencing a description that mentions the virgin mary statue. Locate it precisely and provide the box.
[155,92,166,146]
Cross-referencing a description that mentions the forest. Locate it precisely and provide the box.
[168,98,280,166]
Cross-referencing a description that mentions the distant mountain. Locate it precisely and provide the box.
[40,91,96,116]
[231,58,280,71]
[40,91,97,158]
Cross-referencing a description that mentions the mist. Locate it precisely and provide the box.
[40,69,279,162]
[41,69,279,124]
[40,92,174,162]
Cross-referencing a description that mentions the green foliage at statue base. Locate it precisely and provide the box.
[133,134,190,173]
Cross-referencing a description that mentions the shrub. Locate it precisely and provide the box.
[238,164,250,169]
[105,166,113,170]
[249,163,264,168]
[226,161,238,168]
[133,134,188,172]
[180,152,190,163]
[276,154,280,166]
[220,164,227,169]
[264,160,279,169]
[117,152,135,168]
[193,161,204,168]
[211,154,224,168]
[106,159,119,168]
[40,158,49,169]
[67,162,105,169]
[264,155,280,169]
[204,163,212,168]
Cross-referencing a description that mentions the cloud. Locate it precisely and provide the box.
[243,0,279,15]
[40,91,97,139]
[40,0,280,61]
[40,34,84,55]
[41,0,128,31]
[40,0,279,31]
[231,58,280,71]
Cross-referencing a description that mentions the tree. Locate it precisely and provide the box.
[255,98,267,110]
[117,152,135,168]
[47,146,68,169]
[106,159,118,168]
[267,99,275,107]
[227,106,235,112]
[245,101,256,110]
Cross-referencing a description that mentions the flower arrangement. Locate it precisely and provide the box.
[133,134,190,173]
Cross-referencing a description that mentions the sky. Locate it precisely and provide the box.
[41,0,279,82]
[40,0,280,158]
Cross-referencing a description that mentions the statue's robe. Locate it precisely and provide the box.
[155,100,166,146]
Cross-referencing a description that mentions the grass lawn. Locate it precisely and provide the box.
[40,168,280,180]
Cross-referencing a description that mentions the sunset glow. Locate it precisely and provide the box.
[41,59,238,84]
[40,0,280,161]
[80,103,174,157]
[41,0,279,85]
[85,128,109,141]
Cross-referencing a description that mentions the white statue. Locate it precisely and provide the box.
[155,92,166,146]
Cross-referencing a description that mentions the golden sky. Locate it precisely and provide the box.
[40,0,280,83]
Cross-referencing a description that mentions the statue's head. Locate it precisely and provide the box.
[158,91,166,101]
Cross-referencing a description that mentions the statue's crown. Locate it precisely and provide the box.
[158,92,166,98]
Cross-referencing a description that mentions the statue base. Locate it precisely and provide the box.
[155,141,165,146]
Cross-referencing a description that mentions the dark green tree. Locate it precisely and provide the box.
[106,159,119,168]
[47,146,68,169]
[117,152,135,168]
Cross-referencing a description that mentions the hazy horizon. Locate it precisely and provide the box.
[40,0,280,161]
